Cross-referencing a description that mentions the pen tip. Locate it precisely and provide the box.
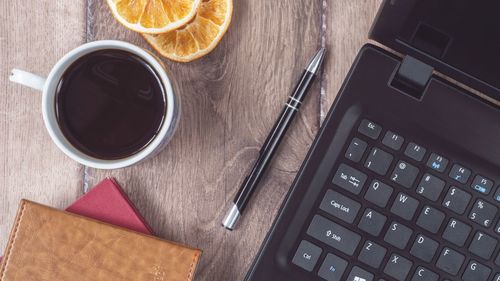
[306,47,327,74]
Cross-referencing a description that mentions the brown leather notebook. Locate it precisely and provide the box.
[0,200,201,281]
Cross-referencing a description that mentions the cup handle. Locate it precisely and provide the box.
[9,69,47,91]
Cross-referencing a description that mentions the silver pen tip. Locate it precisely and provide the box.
[222,204,241,231]
[306,47,326,74]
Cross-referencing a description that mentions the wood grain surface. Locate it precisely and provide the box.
[0,1,382,280]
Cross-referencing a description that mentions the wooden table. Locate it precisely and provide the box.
[0,1,382,280]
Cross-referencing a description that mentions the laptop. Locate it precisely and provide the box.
[244,1,500,281]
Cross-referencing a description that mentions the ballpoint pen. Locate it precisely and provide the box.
[222,48,326,230]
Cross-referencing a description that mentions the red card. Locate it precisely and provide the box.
[1,178,152,262]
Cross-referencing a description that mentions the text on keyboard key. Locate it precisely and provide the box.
[383,254,412,281]
[426,153,448,172]
[468,231,497,260]
[382,131,404,151]
[319,189,360,223]
[416,206,445,233]
[409,234,438,262]
[390,192,419,220]
[358,209,387,237]
[442,186,471,214]
[332,164,367,195]
[358,241,387,269]
[416,173,445,201]
[291,240,322,272]
[364,147,393,175]
[411,266,439,281]
[345,138,367,163]
[442,218,471,247]
[358,119,381,139]
[462,261,491,281]
[317,253,348,281]
[364,180,393,208]
[391,161,419,188]
[469,199,497,227]
[471,175,494,195]
[436,247,465,275]
[404,142,426,162]
[384,222,412,249]
[449,163,471,184]
[306,215,361,256]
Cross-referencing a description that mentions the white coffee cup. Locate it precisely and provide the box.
[9,40,180,169]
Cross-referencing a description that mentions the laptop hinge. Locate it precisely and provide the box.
[391,55,434,99]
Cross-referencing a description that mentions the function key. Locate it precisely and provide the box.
[436,247,465,275]
[382,131,404,151]
[358,119,382,139]
[469,199,497,228]
[345,138,367,162]
[426,153,448,172]
[391,160,420,188]
[449,164,471,184]
[332,164,367,195]
[291,240,322,272]
[358,241,387,269]
[405,142,427,162]
[462,261,491,281]
[468,232,497,260]
[494,186,500,202]
[443,186,471,214]
[317,253,348,281]
[384,254,413,281]
[364,147,393,175]
[471,175,494,195]
[346,266,374,281]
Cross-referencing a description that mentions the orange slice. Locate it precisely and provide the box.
[106,0,201,34]
[143,0,233,62]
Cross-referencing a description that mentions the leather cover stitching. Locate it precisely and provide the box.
[0,200,27,280]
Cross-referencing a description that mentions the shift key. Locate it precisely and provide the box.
[307,215,361,255]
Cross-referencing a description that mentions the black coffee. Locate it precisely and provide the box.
[55,49,166,160]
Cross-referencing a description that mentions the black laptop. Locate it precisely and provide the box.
[244,1,500,281]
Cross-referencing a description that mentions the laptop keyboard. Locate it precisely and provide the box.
[291,119,500,281]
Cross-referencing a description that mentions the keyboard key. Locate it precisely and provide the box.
[291,240,322,271]
[390,192,419,220]
[416,206,445,233]
[384,254,412,281]
[496,220,500,234]
[358,119,381,139]
[319,190,361,223]
[364,147,393,175]
[317,253,348,281]
[384,222,412,249]
[411,267,438,281]
[495,274,500,281]
[469,199,497,227]
[345,138,367,162]
[449,163,471,184]
[468,231,497,260]
[436,247,465,275]
[426,153,448,172]
[358,209,387,237]
[358,241,387,269]
[494,186,500,202]
[391,161,419,188]
[306,215,361,255]
[462,261,491,281]
[442,218,471,246]
[471,175,494,195]
[364,180,393,208]
[404,142,426,162]
[382,131,404,151]
[416,173,445,201]
[409,234,438,262]
[442,186,471,214]
[346,266,374,281]
[332,164,367,195]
